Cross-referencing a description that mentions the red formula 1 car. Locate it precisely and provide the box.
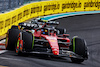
[6,18,88,63]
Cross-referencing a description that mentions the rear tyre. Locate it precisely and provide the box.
[6,29,20,50]
[11,25,18,29]
[70,36,88,63]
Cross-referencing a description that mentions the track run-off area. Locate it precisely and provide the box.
[0,14,100,67]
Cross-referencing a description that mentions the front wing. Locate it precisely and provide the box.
[21,49,87,60]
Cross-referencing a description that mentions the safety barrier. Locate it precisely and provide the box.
[0,0,100,36]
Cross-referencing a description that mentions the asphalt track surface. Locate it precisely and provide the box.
[0,14,100,67]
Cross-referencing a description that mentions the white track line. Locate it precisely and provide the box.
[0,57,22,61]
[0,50,7,54]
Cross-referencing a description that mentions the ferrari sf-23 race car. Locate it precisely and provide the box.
[6,18,88,63]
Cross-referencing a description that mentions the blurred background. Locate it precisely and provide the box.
[0,0,49,13]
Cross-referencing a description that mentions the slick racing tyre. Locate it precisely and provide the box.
[16,31,34,56]
[22,31,33,52]
[6,29,20,50]
[11,25,18,29]
[70,36,88,63]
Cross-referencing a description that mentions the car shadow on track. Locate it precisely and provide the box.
[15,53,85,65]
[1,50,85,65]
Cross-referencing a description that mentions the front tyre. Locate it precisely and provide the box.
[70,36,88,63]
[22,31,33,52]
[16,31,33,56]
[6,29,20,50]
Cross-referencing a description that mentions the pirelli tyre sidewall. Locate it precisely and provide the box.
[16,31,34,56]
[70,36,88,63]
[6,29,20,50]
[22,31,33,52]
